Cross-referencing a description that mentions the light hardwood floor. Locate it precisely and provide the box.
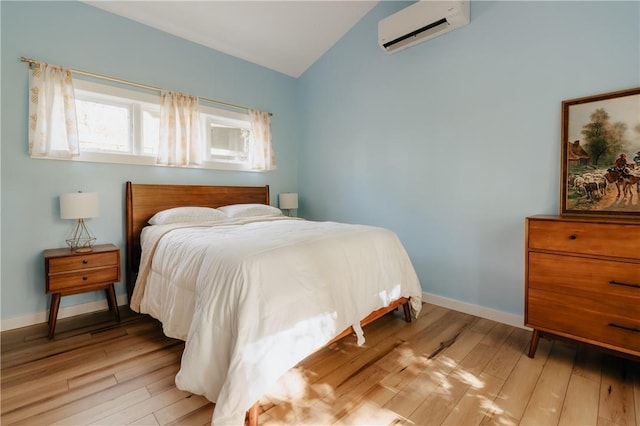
[1,303,638,426]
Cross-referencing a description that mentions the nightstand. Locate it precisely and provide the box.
[44,243,121,338]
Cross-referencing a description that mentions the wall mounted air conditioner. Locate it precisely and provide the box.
[379,0,470,53]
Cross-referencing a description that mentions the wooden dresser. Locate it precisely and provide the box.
[525,215,640,358]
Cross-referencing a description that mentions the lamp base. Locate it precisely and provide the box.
[73,247,93,253]
[65,219,96,252]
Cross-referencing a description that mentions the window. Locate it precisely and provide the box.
[76,98,132,153]
[72,79,253,170]
[205,117,251,164]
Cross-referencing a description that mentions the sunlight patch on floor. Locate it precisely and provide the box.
[480,395,505,414]
[340,400,410,425]
[268,367,309,400]
[455,369,485,389]
[482,398,518,426]
[266,368,336,402]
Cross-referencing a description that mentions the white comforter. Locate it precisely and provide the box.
[130,217,422,425]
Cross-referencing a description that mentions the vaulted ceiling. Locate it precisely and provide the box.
[85,1,380,78]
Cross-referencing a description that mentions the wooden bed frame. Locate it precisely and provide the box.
[124,181,411,426]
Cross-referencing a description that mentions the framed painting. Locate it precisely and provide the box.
[560,87,640,218]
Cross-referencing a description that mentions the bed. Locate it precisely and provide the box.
[125,181,423,425]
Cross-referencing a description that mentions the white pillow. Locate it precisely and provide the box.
[218,203,283,219]
[148,206,227,225]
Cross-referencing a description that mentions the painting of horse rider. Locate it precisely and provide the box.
[560,87,640,217]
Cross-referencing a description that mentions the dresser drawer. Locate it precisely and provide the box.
[48,251,119,274]
[527,219,640,259]
[527,289,640,354]
[48,267,120,292]
[528,252,640,300]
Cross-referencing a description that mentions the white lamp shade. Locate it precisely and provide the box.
[60,192,99,219]
[279,193,298,210]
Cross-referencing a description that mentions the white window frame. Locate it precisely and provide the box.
[72,79,255,171]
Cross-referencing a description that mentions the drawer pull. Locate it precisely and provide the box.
[609,280,640,289]
[82,276,88,281]
[82,259,89,264]
[608,323,640,333]
[569,234,577,240]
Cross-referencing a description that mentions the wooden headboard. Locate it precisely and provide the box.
[125,181,270,301]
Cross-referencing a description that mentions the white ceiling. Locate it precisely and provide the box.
[85,1,379,78]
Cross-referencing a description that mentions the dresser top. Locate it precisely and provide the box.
[528,214,639,225]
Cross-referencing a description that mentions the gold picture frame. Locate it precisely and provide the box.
[560,87,640,218]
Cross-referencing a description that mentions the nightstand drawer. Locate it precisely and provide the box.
[48,251,119,274]
[48,266,120,292]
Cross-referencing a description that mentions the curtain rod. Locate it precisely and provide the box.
[20,56,272,116]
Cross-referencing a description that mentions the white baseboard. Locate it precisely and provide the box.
[0,294,129,332]
[423,291,527,330]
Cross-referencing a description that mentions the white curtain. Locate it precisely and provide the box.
[248,109,276,171]
[28,62,79,159]
[157,91,202,166]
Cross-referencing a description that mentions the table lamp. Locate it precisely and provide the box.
[60,191,99,252]
[279,192,298,217]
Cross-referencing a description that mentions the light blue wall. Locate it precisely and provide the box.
[2,1,639,324]
[1,1,297,320]
[297,1,640,316]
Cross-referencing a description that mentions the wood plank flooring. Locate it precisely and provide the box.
[1,303,638,425]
